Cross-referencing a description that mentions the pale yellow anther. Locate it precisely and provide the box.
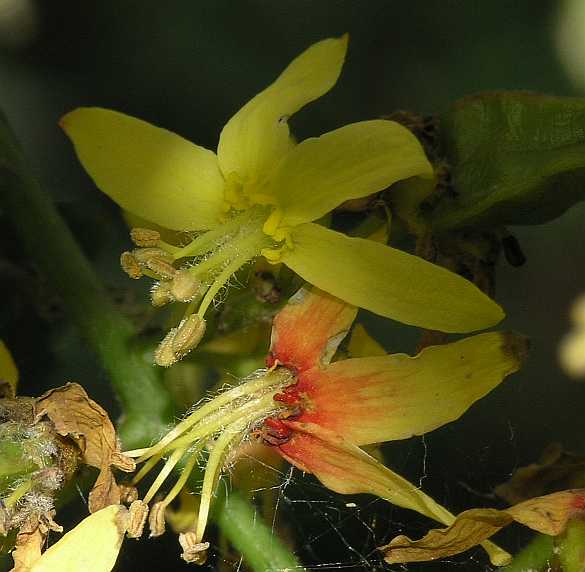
[120,251,143,279]
[179,532,209,564]
[130,227,161,247]
[262,208,284,237]
[133,247,173,264]
[170,270,201,302]
[150,281,173,307]
[154,329,179,368]
[146,258,177,280]
[172,315,207,359]
[148,501,167,538]
[127,500,149,539]
[261,246,285,264]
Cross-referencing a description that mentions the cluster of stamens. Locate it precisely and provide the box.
[122,366,297,564]
[119,206,277,367]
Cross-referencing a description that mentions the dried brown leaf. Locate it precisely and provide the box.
[34,383,135,513]
[380,489,585,565]
[10,513,61,572]
[495,443,585,504]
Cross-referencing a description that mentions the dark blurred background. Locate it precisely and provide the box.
[1,1,585,570]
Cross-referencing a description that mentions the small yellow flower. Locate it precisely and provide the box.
[61,36,503,365]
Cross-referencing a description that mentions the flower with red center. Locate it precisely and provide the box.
[124,287,526,565]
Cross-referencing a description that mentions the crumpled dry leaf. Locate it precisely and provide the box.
[495,443,585,504]
[34,383,135,512]
[10,513,62,572]
[380,489,585,564]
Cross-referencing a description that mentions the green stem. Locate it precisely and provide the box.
[558,520,585,572]
[215,490,304,572]
[0,109,173,448]
[503,534,554,572]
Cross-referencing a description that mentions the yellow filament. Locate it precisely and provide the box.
[143,447,187,504]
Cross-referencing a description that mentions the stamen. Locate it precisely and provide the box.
[179,532,209,564]
[130,228,161,247]
[143,447,187,504]
[145,258,177,280]
[150,281,173,307]
[170,270,201,302]
[120,251,142,279]
[171,315,206,360]
[136,369,292,463]
[127,500,149,539]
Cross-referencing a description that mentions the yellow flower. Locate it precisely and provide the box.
[61,36,503,365]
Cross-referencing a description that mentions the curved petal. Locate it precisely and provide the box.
[292,332,527,445]
[270,120,433,226]
[282,223,505,332]
[30,505,128,572]
[61,108,224,231]
[268,287,357,371]
[277,423,510,567]
[217,36,347,184]
[278,422,455,525]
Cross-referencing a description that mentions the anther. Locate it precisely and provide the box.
[154,329,179,368]
[120,251,143,279]
[170,270,201,302]
[133,247,173,264]
[179,532,209,564]
[146,258,177,280]
[130,228,161,247]
[172,315,207,360]
[148,501,166,538]
[150,281,173,307]
[119,483,139,505]
[127,500,149,539]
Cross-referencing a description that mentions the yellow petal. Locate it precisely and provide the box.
[0,340,18,396]
[217,36,347,184]
[295,332,527,445]
[282,223,505,332]
[347,324,386,357]
[60,108,224,231]
[30,505,128,572]
[381,490,585,566]
[270,120,433,227]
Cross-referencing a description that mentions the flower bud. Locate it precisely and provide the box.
[172,315,206,360]
[148,501,166,537]
[120,251,142,279]
[170,270,201,302]
[127,500,149,539]
[130,228,161,247]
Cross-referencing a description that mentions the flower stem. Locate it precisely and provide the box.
[0,109,173,448]
[215,489,304,572]
[502,534,554,572]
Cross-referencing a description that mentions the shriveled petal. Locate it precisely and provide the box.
[282,223,504,332]
[268,287,357,371]
[30,505,128,572]
[60,108,224,231]
[276,422,510,565]
[270,120,433,227]
[381,489,585,565]
[217,36,347,183]
[293,332,527,445]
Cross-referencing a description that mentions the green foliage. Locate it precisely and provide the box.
[433,92,585,230]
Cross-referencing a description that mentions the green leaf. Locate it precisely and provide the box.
[433,92,585,230]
